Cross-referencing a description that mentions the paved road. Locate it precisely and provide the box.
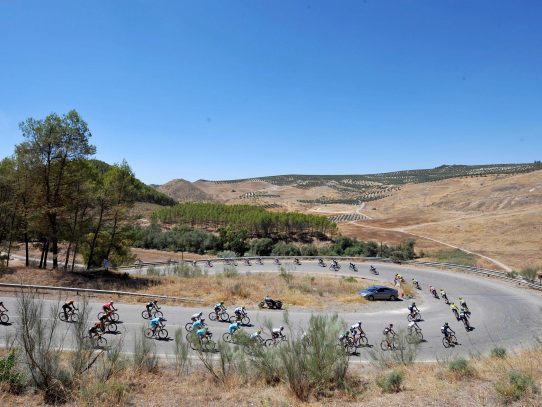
[1,260,540,361]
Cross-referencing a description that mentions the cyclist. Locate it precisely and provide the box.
[145,299,159,316]
[459,307,470,326]
[350,321,365,341]
[102,300,116,314]
[150,316,166,335]
[196,326,211,340]
[250,329,262,341]
[318,258,325,266]
[192,318,206,331]
[272,326,285,340]
[458,297,470,313]
[338,330,350,347]
[450,302,459,319]
[234,306,246,321]
[369,265,376,272]
[88,322,103,339]
[412,278,420,289]
[214,302,226,318]
[429,285,437,297]
[441,322,455,343]
[99,313,110,327]
[383,323,396,348]
[440,289,449,303]
[206,260,213,267]
[0,301,7,315]
[228,320,240,335]
[190,311,203,323]
[61,300,76,320]
[408,302,419,319]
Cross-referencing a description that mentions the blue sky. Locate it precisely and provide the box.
[1,1,541,184]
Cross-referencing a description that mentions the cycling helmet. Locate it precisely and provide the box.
[68,300,74,304]
[153,299,158,304]
[257,329,262,334]
[279,326,284,330]
[459,297,463,300]
[220,301,224,305]
[389,323,394,328]
[201,318,205,323]
[357,321,362,325]
[412,302,416,306]
[444,322,449,326]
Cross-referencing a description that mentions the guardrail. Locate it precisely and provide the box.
[116,256,542,292]
[0,282,203,304]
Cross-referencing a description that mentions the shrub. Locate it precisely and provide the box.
[520,266,539,282]
[250,314,351,401]
[171,263,203,278]
[0,351,25,393]
[132,327,159,373]
[376,370,404,393]
[223,265,239,278]
[447,357,474,380]
[495,370,539,404]
[491,347,507,359]
[341,276,357,283]
[230,283,250,298]
[279,267,294,284]
[174,329,191,375]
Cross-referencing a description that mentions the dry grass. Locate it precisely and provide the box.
[0,266,372,309]
[4,346,542,406]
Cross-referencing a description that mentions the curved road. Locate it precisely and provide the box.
[1,260,541,361]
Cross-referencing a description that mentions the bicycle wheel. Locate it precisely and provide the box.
[220,312,230,322]
[358,335,368,347]
[208,312,217,321]
[415,330,423,342]
[97,311,105,319]
[0,313,9,324]
[380,340,390,351]
[97,337,107,348]
[450,335,457,344]
[203,340,216,352]
[107,323,117,333]
[154,310,164,318]
[158,329,168,339]
[144,328,154,338]
[242,316,251,326]
[59,312,68,322]
[222,332,232,343]
[185,322,193,332]
[442,337,451,348]
[264,338,274,347]
[70,312,79,323]
[111,312,120,322]
[141,310,150,319]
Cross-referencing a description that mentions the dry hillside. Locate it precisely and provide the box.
[156,178,213,202]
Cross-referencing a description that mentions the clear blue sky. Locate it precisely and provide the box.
[1,1,541,184]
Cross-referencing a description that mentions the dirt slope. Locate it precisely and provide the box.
[157,179,213,202]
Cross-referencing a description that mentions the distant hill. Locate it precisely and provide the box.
[186,162,542,206]
[156,179,213,203]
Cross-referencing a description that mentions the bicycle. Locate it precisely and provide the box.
[86,334,107,348]
[407,311,422,322]
[0,311,9,324]
[351,333,369,347]
[189,335,216,352]
[380,334,398,351]
[97,311,120,322]
[208,310,230,322]
[222,331,243,344]
[349,263,358,272]
[264,334,287,347]
[442,334,458,348]
[59,308,79,323]
[145,324,169,340]
[407,326,424,344]
[141,307,163,319]
[230,313,251,326]
[339,337,357,354]
[104,321,118,333]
